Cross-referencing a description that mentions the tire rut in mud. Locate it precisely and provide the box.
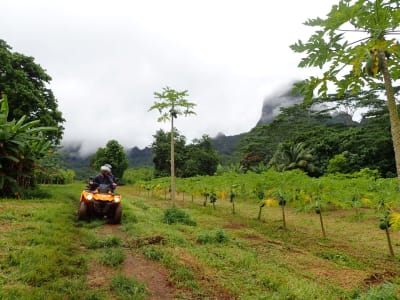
[86,224,182,299]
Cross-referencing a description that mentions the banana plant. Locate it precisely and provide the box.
[0,94,56,196]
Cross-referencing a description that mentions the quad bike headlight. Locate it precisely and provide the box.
[86,193,93,201]
[114,196,121,203]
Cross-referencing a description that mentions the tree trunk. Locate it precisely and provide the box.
[379,50,400,191]
[170,116,176,204]
[319,210,326,238]
[258,206,263,220]
[385,227,395,258]
[232,202,235,214]
[203,195,208,207]
[282,205,286,229]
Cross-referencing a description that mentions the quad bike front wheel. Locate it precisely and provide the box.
[78,202,89,221]
[111,204,122,224]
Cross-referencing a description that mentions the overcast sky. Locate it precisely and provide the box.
[1,0,338,155]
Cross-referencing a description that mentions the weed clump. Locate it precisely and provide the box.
[162,206,196,226]
[197,229,229,244]
[358,283,398,299]
[142,246,165,261]
[111,273,147,299]
[98,249,125,267]
[87,236,122,249]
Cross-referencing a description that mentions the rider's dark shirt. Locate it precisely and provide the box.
[92,173,115,189]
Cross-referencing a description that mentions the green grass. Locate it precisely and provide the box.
[98,248,126,267]
[111,273,147,299]
[1,182,400,299]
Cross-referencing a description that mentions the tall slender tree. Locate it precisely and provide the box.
[149,87,196,203]
[290,0,400,189]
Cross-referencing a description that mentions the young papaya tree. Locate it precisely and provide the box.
[149,87,196,203]
[210,192,217,210]
[230,184,239,214]
[278,190,288,229]
[373,179,400,257]
[290,0,400,190]
[305,180,328,238]
[256,188,265,220]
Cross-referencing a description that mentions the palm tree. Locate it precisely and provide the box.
[268,142,317,175]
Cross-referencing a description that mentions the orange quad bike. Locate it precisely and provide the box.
[78,183,122,224]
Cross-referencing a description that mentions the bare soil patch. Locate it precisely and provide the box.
[364,271,400,287]
[223,221,247,230]
[175,248,236,300]
[307,266,367,289]
[87,224,183,299]
[86,259,115,289]
[121,251,177,300]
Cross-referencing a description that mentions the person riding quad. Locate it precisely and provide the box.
[89,165,117,192]
[104,163,115,182]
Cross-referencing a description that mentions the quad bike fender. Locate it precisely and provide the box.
[80,190,122,203]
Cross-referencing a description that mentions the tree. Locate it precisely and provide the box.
[0,39,64,145]
[92,140,128,179]
[290,0,400,189]
[181,135,219,177]
[268,142,318,175]
[151,131,219,178]
[151,129,186,178]
[149,87,196,203]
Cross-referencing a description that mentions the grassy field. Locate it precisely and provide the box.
[1,182,400,299]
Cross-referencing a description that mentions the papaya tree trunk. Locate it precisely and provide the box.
[258,206,263,220]
[170,115,176,204]
[282,205,286,229]
[319,210,326,238]
[385,227,395,258]
[203,196,208,207]
[379,50,400,191]
[232,202,235,214]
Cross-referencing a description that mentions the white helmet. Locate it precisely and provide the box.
[100,165,111,173]
[104,163,112,169]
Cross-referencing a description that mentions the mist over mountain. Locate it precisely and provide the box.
[257,86,303,125]
[62,83,359,174]
[60,85,303,172]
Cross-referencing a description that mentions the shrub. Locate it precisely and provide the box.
[197,229,228,244]
[162,206,196,226]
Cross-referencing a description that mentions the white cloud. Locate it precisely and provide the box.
[0,0,338,154]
